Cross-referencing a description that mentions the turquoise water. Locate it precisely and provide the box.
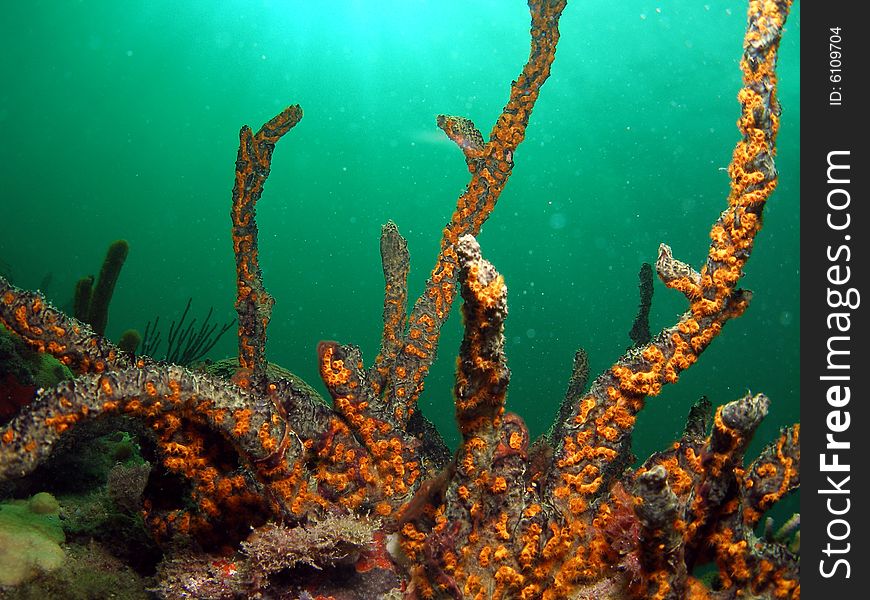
[0,1,799,466]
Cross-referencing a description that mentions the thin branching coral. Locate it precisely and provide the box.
[0,1,797,598]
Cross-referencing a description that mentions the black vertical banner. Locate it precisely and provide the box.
[802,0,868,596]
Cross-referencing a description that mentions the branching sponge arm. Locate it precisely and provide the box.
[549,0,793,510]
[231,105,303,391]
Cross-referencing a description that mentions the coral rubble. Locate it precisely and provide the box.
[0,0,798,598]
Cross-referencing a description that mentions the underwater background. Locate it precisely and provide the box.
[0,0,799,479]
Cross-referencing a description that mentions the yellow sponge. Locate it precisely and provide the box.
[0,492,65,587]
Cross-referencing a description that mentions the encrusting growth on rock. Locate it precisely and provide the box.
[0,0,798,598]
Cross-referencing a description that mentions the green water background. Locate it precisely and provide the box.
[0,1,799,471]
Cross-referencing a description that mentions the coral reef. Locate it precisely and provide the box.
[151,512,400,599]
[0,324,72,424]
[0,0,798,598]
